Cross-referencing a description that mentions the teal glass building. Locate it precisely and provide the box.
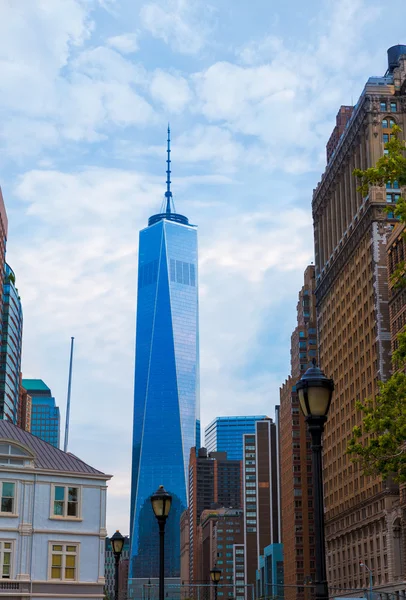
[21,379,60,448]
[205,415,268,460]
[130,130,200,579]
[0,265,23,423]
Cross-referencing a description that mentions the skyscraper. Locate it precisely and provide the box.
[205,416,268,460]
[130,129,200,581]
[312,46,406,593]
[243,419,280,593]
[22,379,60,448]
[279,266,317,599]
[0,265,23,423]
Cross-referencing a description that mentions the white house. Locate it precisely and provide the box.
[0,420,111,599]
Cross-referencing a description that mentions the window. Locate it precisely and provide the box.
[0,541,13,578]
[391,102,397,112]
[380,101,386,112]
[382,118,388,128]
[50,544,78,581]
[383,133,389,143]
[0,483,15,514]
[52,486,80,519]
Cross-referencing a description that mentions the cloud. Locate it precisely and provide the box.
[149,70,192,113]
[107,32,139,54]
[140,0,210,54]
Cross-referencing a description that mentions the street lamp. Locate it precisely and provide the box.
[360,561,373,600]
[296,360,334,600]
[151,485,172,600]
[110,530,125,600]
[210,565,221,600]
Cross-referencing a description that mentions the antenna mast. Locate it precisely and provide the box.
[64,337,75,453]
[165,125,172,213]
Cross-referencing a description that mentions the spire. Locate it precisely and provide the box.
[165,124,172,213]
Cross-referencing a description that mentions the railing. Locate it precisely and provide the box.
[0,581,21,591]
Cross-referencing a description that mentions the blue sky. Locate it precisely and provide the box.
[0,0,405,535]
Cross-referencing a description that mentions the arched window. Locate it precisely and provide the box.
[382,118,388,128]
[0,441,34,467]
[389,118,396,128]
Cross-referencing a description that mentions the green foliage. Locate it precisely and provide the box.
[347,124,406,482]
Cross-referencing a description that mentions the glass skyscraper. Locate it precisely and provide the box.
[130,129,200,580]
[21,379,60,448]
[205,415,268,460]
[0,265,23,423]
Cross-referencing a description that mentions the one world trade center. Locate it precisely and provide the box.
[130,128,200,582]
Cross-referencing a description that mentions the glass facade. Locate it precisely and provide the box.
[0,265,23,423]
[205,416,268,460]
[21,379,60,448]
[130,214,199,579]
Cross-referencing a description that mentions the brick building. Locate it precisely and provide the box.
[243,419,280,594]
[279,266,317,600]
[312,45,406,594]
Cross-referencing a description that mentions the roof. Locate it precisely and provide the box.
[22,379,51,392]
[0,421,108,477]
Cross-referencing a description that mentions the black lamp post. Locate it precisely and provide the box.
[151,485,172,600]
[110,530,125,600]
[210,565,221,600]
[296,360,334,600]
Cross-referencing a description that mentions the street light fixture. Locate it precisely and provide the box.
[210,565,221,600]
[110,530,125,600]
[360,561,374,600]
[296,360,334,600]
[151,485,172,600]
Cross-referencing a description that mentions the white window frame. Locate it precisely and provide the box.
[48,541,80,582]
[0,540,14,579]
[0,481,17,517]
[50,484,82,520]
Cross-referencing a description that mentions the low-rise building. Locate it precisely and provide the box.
[0,420,110,598]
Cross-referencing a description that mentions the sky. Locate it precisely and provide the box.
[0,0,405,536]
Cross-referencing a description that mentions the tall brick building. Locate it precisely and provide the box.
[312,45,406,594]
[187,447,242,586]
[279,266,317,600]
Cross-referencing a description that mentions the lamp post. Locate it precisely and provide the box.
[210,565,221,600]
[151,485,172,600]
[296,360,334,600]
[110,530,125,600]
[360,561,373,600]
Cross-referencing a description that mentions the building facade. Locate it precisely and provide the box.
[0,265,23,423]
[205,416,268,460]
[130,131,200,581]
[22,379,60,448]
[312,45,406,594]
[17,376,31,432]
[279,266,317,599]
[105,536,130,599]
[187,448,242,586]
[256,543,284,600]
[243,419,280,594]
[198,508,244,599]
[0,419,110,599]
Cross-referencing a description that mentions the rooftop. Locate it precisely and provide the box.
[22,379,51,392]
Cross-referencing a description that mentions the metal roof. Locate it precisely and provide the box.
[0,421,108,477]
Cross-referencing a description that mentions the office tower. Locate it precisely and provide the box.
[205,416,268,460]
[130,129,200,581]
[256,543,284,600]
[312,46,406,592]
[243,419,280,592]
[105,536,130,599]
[188,447,242,585]
[0,265,23,423]
[279,266,317,598]
[198,507,244,598]
[180,509,190,585]
[0,188,7,312]
[387,222,406,356]
[22,379,60,447]
[18,375,32,432]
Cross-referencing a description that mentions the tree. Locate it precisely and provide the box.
[347,125,406,482]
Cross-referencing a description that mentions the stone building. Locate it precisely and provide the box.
[312,45,406,595]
